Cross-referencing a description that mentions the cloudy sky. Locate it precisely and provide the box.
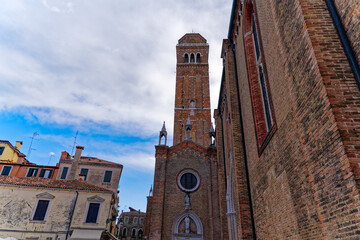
[0,0,232,211]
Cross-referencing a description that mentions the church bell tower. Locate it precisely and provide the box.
[145,33,221,240]
[173,33,211,147]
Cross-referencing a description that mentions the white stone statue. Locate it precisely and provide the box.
[185,194,191,209]
[185,216,190,233]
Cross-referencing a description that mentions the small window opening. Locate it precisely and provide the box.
[27,168,38,177]
[0,146,5,155]
[103,170,112,183]
[86,203,100,223]
[196,53,201,63]
[1,166,12,176]
[132,228,136,237]
[190,53,195,63]
[60,167,68,179]
[122,228,127,237]
[33,200,50,221]
[39,169,53,178]
[138,229,143,239]
[80,168,89,181]
[184,53,189,63]
[160,135,166,145]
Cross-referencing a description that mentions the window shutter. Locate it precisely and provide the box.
[86,203,100,223]
[33,200,50,221]
[60,167,68,179]
[103,171,112,183]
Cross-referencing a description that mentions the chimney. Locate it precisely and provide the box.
[78,175,85,181]
[17,153,26,164]
[60,151,70,160]
[15,141,22,151]
[67,146,84,180]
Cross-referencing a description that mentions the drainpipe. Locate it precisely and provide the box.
[230,43,257,240]
[66,191,79,240]
[325,0,360,90]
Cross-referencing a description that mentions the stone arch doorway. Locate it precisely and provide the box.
[172,211,203,240]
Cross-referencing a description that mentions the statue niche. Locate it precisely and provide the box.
[178,216,197,234]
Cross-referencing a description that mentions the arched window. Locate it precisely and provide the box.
[184,53,189,63]
[131,228,136,237]
[243,3,275,152]
[172,212,203,239]
[138,229,143,239]
[190,53,195,63]
[122,227,127,237]
[196,53,201,63]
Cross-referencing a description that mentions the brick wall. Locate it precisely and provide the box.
[217,0,360,238]
[333,0,360,64]
[216,39,254,240]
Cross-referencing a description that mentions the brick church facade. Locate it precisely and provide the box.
[216,0,360,239]
[145,0,360,239]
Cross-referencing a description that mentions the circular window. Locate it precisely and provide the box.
[177,169,200,192]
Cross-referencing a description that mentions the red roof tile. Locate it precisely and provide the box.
[60,156,123,168]
[0,176,113,193]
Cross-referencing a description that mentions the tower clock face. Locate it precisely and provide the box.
[177,169,200,192]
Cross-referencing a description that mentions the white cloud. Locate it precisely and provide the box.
[0,0,231,137]
[36,133,158,171]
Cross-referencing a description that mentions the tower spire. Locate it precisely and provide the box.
[158,121,167,146]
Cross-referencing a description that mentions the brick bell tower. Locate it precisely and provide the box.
[145,33,221,240]
[173,33,212,147]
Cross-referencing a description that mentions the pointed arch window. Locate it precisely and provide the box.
[243,5,276,153]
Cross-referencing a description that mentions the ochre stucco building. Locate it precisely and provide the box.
[0,176,114,240]
[145,33,220,240]
[0,140,26,164]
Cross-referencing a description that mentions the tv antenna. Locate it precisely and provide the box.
[27,132,39,160]
[70,131,79,156]
[47,152,55,165]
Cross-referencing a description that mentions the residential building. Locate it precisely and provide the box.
[118,207,145,240]
[0,176,114,240]
[0,162,59,179]
[215,0,360,239]
[57,147,122,194]
[0,140,26,164]
[57,146,123,237]
[144,33,221,240]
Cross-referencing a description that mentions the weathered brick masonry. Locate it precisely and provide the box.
[216,0,360,239]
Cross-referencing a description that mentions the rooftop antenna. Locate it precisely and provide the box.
[47,152,55,165]
[27,132,39,160]
[70,131,79,156]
